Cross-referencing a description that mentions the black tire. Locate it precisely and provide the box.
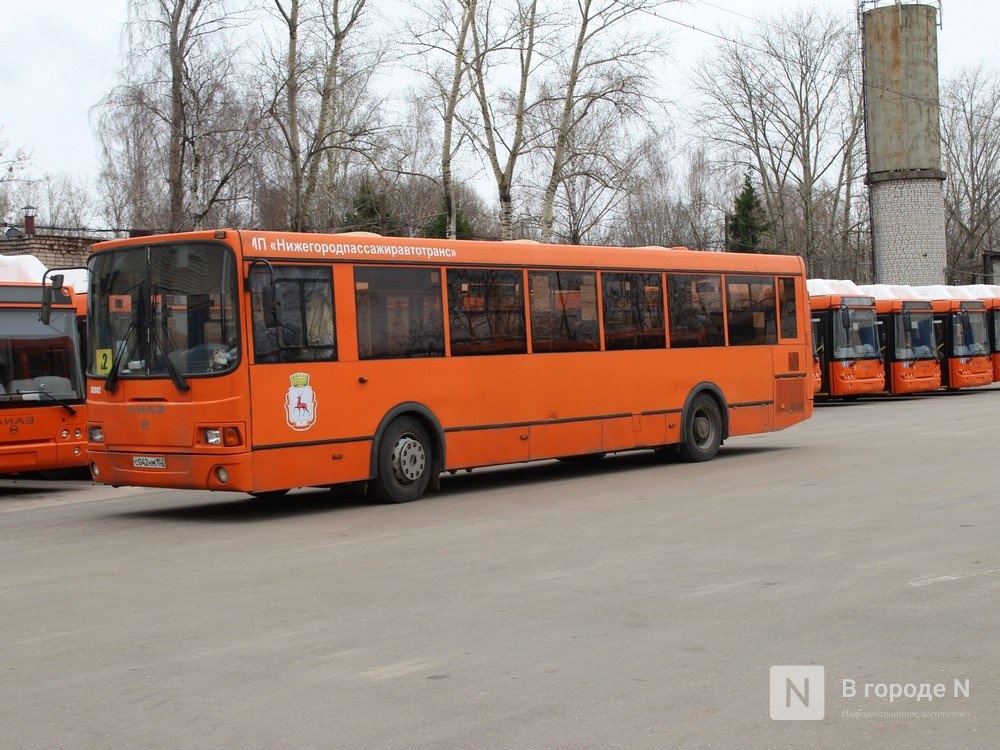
[371,417,433,503]
[678,393,722,462]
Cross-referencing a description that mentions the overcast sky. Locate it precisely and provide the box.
[0,0,996,185]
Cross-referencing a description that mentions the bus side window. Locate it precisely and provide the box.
[528,271,600,353]
[726,276,776,346]
[601,272,665,350]
[446,268,526,356]
[667,274,724,348]
[251,265,336,363]
[355,267,444,360]
[778,277,798,339]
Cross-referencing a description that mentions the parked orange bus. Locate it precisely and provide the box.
[0,278,88,476]
[911,286,992,390]
[74,230,813,501]
[957,284,1000,381]
[807,280,885,398]
[988,297,1000,381]
[856,284,941,394]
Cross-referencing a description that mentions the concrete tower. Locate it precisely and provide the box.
[862,1,946,284]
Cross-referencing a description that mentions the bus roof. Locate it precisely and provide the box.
[0,254,48,283]
[856,283,926,301]
[806,278,864,296]
[0,254,88,297]
[92,229,808,276]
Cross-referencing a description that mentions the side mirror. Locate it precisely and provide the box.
[39,273,65,325]
[840,307,851,329]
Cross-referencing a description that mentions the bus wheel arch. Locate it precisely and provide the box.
[369,403,445,502]
[678,384,728,462]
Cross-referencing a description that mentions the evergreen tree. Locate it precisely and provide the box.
[339,179,404,235]
[420,200,477,240]
[727,172,772,252]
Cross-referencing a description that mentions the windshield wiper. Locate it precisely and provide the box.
[151,325,190,392]
[11,388,79,416]
[105,321,138,395]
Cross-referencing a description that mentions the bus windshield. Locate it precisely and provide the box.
[88,242,239,382]
[952,311,989,357]
[894,310,936,360]
[0,309,83,406]
[832,308,879,359]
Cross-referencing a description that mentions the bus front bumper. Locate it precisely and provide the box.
[89,449,254,492]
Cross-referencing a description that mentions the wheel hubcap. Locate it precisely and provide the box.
[392,435,426,484]
[693,411,713,447]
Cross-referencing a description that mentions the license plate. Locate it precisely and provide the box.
[133,456,167,469]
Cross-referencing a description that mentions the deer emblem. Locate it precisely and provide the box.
[294,393,309,416]
[286,372,317,431]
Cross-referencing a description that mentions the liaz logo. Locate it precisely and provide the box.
[127,405,166,415]
[0,416,34,426]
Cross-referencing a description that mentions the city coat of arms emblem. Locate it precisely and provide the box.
[285,372,317,430]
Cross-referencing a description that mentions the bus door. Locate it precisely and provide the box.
[811,313,828,395]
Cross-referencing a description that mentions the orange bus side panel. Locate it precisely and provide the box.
[602,413,668,453]
[529,420,603,460]
[250,442,370,493]
[728,404,771,437]
[446,427,530,470]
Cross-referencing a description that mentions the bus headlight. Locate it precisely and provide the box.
[60,429,70,439]
[88,426,105,443]
[205,429,222,445]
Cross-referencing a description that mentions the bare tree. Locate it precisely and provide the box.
[95,85,170,232]
[0,129,31,226]
[463,0,553,240]
[613,139,728,249]
[690,8,864,275]
[543,109,648,245]
[95,0,263,231]
[264,0,390,230]
[535,0,668,243]
[941,65,1000,282]
[407,0,479,238]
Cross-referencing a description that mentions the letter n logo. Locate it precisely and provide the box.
[769,665,824,720]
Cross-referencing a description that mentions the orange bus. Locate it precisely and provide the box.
[957,284,1000,381]
[856,284,941,394]
[807,280,885,398]
[75,230,813,501]
[909,286,992,390]
[987,297,1000,381]
[0,278,88,476]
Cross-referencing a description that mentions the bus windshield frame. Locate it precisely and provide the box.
[0,307,84,407]
[831,307,880,360]
[951,310,989,357]
[87,241,240,384]
[893,309,937,361]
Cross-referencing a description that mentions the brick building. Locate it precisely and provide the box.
[0,231,95,270]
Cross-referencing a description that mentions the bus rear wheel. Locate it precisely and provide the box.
[678,394,722,462]
[372,417,433,503]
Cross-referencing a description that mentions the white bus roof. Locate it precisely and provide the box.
[0,255,87,293]
[0,255,48,283]
[856,283,926,300]
[806,278,865,296]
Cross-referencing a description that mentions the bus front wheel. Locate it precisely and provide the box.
[372,417,433,503]
[679,394,722,462]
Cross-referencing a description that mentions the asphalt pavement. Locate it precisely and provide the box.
[1,387,998,749]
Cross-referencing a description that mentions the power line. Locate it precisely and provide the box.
[642,2,1000,129]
